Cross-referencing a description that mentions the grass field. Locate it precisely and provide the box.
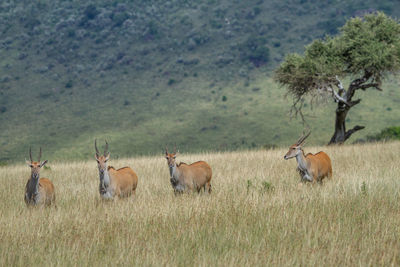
[1,142,399,266]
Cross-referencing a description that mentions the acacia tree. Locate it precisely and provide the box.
[275,12,400,144]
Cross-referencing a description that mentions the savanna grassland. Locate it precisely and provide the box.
[1,142,399,266]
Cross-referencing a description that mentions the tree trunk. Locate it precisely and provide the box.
[329,103,348,144]
[328,102,365,145]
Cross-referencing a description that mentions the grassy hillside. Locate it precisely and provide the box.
[1,0,400,162]
[1,142,399,265]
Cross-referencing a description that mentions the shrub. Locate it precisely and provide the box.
[168,79,176,86]
[84,4,100,20]
[112,12,129,27]
[367,126,400,141]
[240,36,270,67]
[65,80,73,88]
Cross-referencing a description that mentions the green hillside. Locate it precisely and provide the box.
[0,0,400,162]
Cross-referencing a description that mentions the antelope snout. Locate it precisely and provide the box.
[284,155,288,160]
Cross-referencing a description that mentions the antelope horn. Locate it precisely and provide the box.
[95,139,100,157]
[38,147,42,162]
[165,145,169,155]
[104,140,109,156]
[29,147,33,162]
[296,131,311,145]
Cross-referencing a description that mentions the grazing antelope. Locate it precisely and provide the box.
[24,148,55,206]
[284,132,332,183]
[165,145,212,194]
[95,140,138,199]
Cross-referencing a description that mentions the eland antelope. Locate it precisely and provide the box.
[24,148,55,206]
[95,140,138,199]
[165,145,212,194]
[284,132,332,183]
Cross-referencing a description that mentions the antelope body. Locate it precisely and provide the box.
[165,146,212,193]
[95,140,138,199]
[284,132,332,183]
[24,148,55,206]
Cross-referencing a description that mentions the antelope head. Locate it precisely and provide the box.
[94,139,110,174]
[284,131,311,160]
[26,147,48,179]
[165,145,178,168]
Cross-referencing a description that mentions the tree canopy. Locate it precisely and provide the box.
[275,12,400,102]
[274,12,400,143]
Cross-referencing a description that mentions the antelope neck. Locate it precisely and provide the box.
[99,167,111,189]
[169,163,179,178]
[26,173,40,201]
[295,149,308,172]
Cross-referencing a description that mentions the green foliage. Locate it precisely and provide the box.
[275,12,400,98]
[260,181,274,194]
[361,181,367,196]
[112,12,129,27]
[240,36,270,66]
[84,4,99,20]
[339,13,400,81]
[167,79,176,86]
[65,80,73,88]
[367,126,400,141]
[246,180,253,194]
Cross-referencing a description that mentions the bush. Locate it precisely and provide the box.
[112,12,129,27]
[65,80,73,88]
[240,36,270,67]
[367,126,400,141]
[84,4,100,20]
[168,79,176,86]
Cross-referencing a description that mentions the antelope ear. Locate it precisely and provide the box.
[105,153,110,161]
[40,160,48,167]
[26,161,33,167]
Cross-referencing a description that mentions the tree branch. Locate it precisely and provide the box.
[322,85,351,106]
[349,99,361,106]
[335,76,346,95]
[347,71,373,100]
[289,96,307,125]
[356,83,382,91]
[350,71,372,88]
[344,125,365,141]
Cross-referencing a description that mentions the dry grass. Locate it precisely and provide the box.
[1,142,399,266]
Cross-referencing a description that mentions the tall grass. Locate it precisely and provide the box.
[1,142,399,266]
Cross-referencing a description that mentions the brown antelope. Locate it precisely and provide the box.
[95,140,138,199]
[165,145,212,194]
[24,148,55,206]
[284,132,332,183]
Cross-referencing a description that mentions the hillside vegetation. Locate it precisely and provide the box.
[1,0,400,162]
[1,142,399,265]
